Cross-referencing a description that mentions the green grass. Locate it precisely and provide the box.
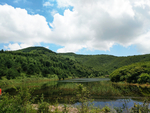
[0,76,58,91]
[88,81,122,97]
[58,83,77,89]
[1,83,150,113]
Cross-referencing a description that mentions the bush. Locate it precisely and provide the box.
[137,73,150,84]
[38,94,50,113]
[0,86,35,113]
[130,101,150,113]
[6,68,20,79]
[102,105,111,113]
[110,61,150,83]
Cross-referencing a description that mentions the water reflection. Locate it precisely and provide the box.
[59,78,110,82]
[4,78,150,108]
[75,98,150,110]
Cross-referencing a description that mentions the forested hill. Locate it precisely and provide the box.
[59,53,150,75]
[1,46,150,80]
[17,47,56,55]
[0,47,100,80]
[110,61,150,83]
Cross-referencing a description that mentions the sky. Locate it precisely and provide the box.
[0,0,150,56]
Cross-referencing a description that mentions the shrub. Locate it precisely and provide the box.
[0,86,35,113]
[130,101,150,113]
[102,105,111,113]
[76,84,91,113]
[38,94,50,113]
[137,73,150,84]
[7,68,20,79]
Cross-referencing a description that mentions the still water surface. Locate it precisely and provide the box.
[5,78,150,109]
[59,78,150,108]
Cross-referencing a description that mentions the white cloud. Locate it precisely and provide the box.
[4,43,21,50]
[56,0,72,8]
[134,31,150,53]
[0,4,51,46]
[1,1,150,54]
[43,2,54,7]
[51,0,150,53]
[4,42,50,51]
[4,43,34,50]
[57,44,85,53]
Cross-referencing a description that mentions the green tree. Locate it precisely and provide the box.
[5,60,13,68]
[7,68,20,79]
[137,73,150,84]
[27,63,35,75]
[0,66,7,79]
[42,67,49,77]
[22,63,28,72]
[76,84,91,113]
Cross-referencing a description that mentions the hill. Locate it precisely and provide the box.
[59,53,150,75]
[17,46,56,55]
[110,61,150,83]
[0,47,100,80]
[1,46,150,80]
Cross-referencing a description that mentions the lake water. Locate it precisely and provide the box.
[5,78,150,109]
[59,78,110,82]
[58,78,150,109]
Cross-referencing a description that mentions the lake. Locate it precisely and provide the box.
[5,78,150,109]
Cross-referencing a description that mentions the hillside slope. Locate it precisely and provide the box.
[110,61,150,83]
[59,53,150,75]
[17,46,56,55]
[0,47,100,80]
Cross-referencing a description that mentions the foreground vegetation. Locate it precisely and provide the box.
[1,84,150,113]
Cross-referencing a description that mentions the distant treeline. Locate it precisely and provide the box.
[0,47,101,80]
[59,53,150,75]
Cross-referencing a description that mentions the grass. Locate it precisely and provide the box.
[87,81,122,97]
[2,77,150,100]
[58,83,77,89]
[1,77,150,112]
[1,84,150,113]
[0,74,60,88]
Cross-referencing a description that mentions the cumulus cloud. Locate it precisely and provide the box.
[4,43,33,50]
[0,4,51,49]
[52,0,150,53]
[1,0,150,54]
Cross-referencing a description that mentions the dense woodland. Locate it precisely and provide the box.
[59,53,150,75]
[110,61,150,83]
[1,46,150,82]
[0,47,100,80]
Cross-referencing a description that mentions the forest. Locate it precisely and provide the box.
[0,47,100,80]
[110,61,150,83]
[1,46,150,83]
[59,52,150,75]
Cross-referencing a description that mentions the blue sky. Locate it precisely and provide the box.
[0,0,150,56]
